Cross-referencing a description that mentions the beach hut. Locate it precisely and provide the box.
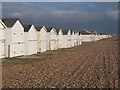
[62,30,73,48]
[81,29,93,42]
[106,34,111,38]
[102,33,108,39]
[91,30,98,42]
[2,18,25,58]
[108,34,112,38]
[62,30,68,48]
[74,31,79,46]
[94,34,99,41]
[71,30,75,47]
[99,33,103,40]
[24,25,37,55]
[97,34,102,40]
[0,20,6,58]
[36,26,47,53]
[67,30,72,48]
[47,27,57,51]
[56,29,63,49]
[78,32,82,45]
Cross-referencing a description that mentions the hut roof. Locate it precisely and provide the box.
[71,30,74,34]
[55,28,61,34]
[78,31,81,35]
[2,18,22,27]
[46,27,53,32]
[23,25,32,32]
[74,30,79,34]
[62,30,68,35]
[35,26,43,31]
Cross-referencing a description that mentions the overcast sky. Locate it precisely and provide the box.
[2,2,118,34]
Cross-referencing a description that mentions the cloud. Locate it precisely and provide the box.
[2,2,118,34]
[106,10,118,20]
[2,0,119,2]
[11,12,22,17]
[0,1,2,18]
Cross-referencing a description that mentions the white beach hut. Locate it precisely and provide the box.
[36,26,47,53]
[62,30,68,48]
[62,30,70,48]
[24,25,37,55]
[78,32,82,45]
[99,33,103,40]
[97,34,102,40]
[56,29,63,49]
[91,30,98,42]
[102,33,108,39]
[81,29,93,42]
[71,30,75,47]
[2,18,25,58]
[47,27,57,51]
[0,20,6,58]
[67,30,72,48]
[74,31,79,46]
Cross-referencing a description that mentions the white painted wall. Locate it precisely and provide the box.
[40,27,47,52]
[67,30,72,48]
[71,31,75,47]
[74,32,79,46]
[57,29,63,49]
[99,35,103,40]
[102,35,108,39]
[78,34,82,45]
[4,20,25,58]
[37,26,47,53]
[49,28,57,51]
[95,35,101,41]
[81,35,93,42]
[24,25,37,55]
[62,35,68,48]
[0,20,6,58]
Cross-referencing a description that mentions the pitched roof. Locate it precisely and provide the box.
[62,30,68,35]
[68,30,73,35]
[2,18,21,27]
[71,30,75,35]
[0,20,6,28]
[74,30,78,34]
[23,25,32,32]
[35,26,43,31]
[46,27,53,32]
[55,28,61,34]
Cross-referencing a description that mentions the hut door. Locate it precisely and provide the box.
[8,45,10,58]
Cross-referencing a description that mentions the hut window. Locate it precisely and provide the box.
[14,52,16,54]
[21,51,23,52]
[13,33,16,35]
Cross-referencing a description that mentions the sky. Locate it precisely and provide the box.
[2,2,118,34]
[0,1,1,18]
[2,0,120,2]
